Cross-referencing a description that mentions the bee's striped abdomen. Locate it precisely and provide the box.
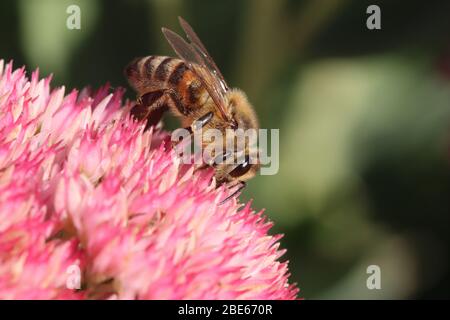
[154,57,174,81]
[125,55,207,117]
[168,62,189,86]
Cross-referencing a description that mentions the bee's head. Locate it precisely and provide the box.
[215,153,261,184]
[211,89,260,183]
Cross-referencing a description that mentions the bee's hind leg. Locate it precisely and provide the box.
[131,90,169,130]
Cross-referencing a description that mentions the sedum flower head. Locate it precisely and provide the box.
[0,60,299,299]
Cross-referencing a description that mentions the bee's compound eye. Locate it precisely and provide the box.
[229,156,251,178]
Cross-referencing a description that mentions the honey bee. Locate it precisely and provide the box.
[125,17,260,202]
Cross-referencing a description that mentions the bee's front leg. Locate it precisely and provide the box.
[193,151,232,173]
[218,180,246,205]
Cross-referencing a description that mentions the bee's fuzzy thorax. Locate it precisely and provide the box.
[227,88,259,131]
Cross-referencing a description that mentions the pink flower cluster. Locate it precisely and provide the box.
[0,60,298,299]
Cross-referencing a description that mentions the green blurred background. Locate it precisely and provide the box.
[2,0,450,299]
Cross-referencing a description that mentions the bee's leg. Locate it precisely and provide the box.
[191,111,214,131]
[193,151,232,173]
[144,103,169,130]
[172,111,214,149]
[173,111,216,171]
[218,181,246,205]
[131,90,168,130]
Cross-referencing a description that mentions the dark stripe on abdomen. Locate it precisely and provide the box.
[143,56,157,77]
[154,57,173,81]
[124,57,141,78]
[168,62,188,86]
[169,91,189,116]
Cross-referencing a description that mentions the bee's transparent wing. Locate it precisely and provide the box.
[162,26,231,122]
[178,16,229,92]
